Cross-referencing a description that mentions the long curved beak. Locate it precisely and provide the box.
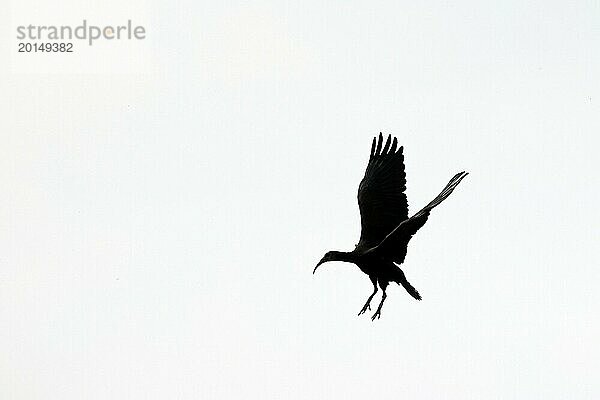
[313,259,325,274]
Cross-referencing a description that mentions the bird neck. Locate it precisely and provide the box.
[330,250,356,264]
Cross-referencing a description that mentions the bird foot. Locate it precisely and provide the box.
[371,309,382,321]
[358,302,371,316]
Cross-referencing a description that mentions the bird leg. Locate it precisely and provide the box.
[358,279,378,316]
[371,289,387,321]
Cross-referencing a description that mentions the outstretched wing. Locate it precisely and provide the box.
[356,133,408,251]
[374,171,468,263]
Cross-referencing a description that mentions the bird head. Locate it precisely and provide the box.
[313,251,339,274]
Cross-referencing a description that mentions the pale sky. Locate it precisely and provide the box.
[1,1,599,399]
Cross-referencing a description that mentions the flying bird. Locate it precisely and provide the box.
[314,133,468,320]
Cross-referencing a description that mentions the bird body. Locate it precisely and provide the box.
[314,133,468,320]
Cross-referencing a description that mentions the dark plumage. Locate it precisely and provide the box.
[314,133,468,320]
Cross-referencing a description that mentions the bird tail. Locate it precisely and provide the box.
[412,172,469,219]
[393,266,422,301]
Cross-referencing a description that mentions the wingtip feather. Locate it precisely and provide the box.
[375,133,383,155]
[370,137,376,158]
[390,137,398,153]
[382,134,392,154]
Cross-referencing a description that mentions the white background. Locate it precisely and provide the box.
[1,1,599,399]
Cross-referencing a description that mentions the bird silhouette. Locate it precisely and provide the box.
[314,133,468,320]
